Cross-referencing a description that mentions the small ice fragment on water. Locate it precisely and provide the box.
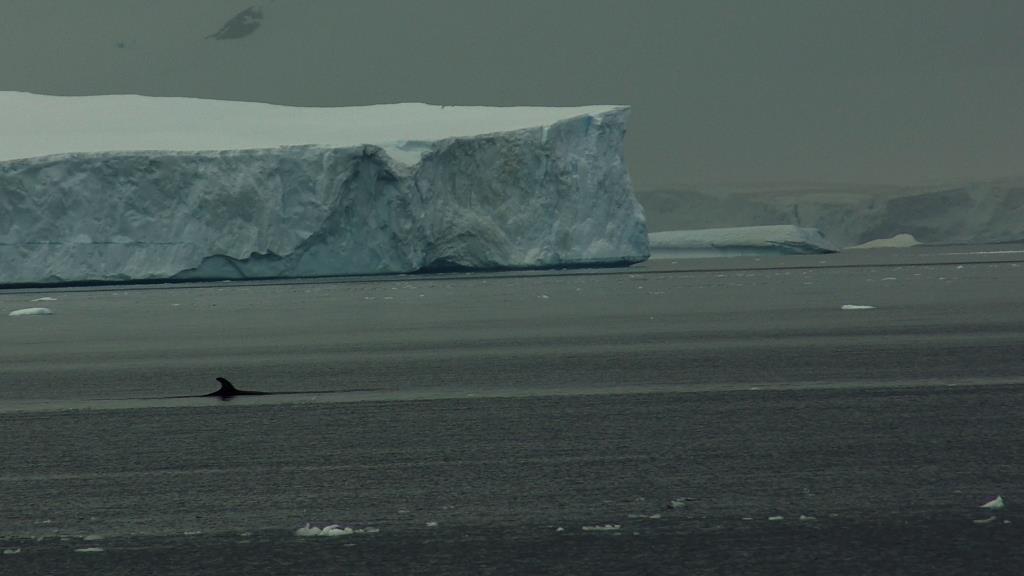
[9,307,53,316]
[31,296,57,301]
[768,516,784,521]
[183,530,202,536]
[555,527,565,532]
[538,294,549,299]
[321,525,354,537]
[74,547,104,553]
[295,523,321,536]
[83,534,104,541]
[582,524,621,532]
[841,305,875,310]
[3,548,21,555]
[425,521,438,528]
[742,517,753,521]
[881,277,897,281]
[799,515,816,521]
[973,516,997,525]
[668,498,690,509]
[980,495,1005,509]
[956,265,964,270]
[648,513,662,519]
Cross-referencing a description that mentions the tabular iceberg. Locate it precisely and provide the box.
[0,92,648,285]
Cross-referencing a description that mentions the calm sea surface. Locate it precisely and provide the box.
[2,246,1023,574]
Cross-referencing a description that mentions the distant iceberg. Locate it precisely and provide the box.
[0,92,648,285]
[847,233,921,249]
[648,225,836,259]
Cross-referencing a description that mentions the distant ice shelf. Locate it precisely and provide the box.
[0,92,648,285]
[648,225,837,259]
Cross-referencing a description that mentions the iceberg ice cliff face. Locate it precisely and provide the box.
[0,93,647,284]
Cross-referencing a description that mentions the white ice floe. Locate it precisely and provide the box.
[295,523,379,537]
[980,495,1005,510]
[73,547,104,553]
[799,515,816,522]
[295,523,321,536]
[31,296,57,301]
[668,497,694,509]
[2,548,21,555]
[581,524,621,532]
[425,521,439,528]
[973,516,997,525]
[82,534,104,541]
[768,516,785,521]
[321,525,352,537]
[1,92,648,285]
[841,305,876,310]
[8,307,53,316]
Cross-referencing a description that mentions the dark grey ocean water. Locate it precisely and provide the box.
[2,246,1024,574]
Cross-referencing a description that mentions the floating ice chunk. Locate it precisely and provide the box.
[31,296,57,301]
[980,495,1005,510]
[973,516,997,525]
[841,305,875,310]
[8,307,53,316]
[425,521,439,528]
[581,524,621,532]
[82,534,104,541]
[799,515,816,522]
[2,548,21,555]
[667,498,692,509]
[295,523,322,537]
[768,516,784,521]
[295,523,377,537]
[321,525,354,537]
[74,547,104,553]
[555,527,565,532]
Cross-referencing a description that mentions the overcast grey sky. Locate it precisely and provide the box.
[2,0,1021,189]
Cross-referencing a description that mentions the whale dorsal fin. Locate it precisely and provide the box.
[215,377,238,394]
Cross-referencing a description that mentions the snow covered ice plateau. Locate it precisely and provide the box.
[0,92,648,284]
